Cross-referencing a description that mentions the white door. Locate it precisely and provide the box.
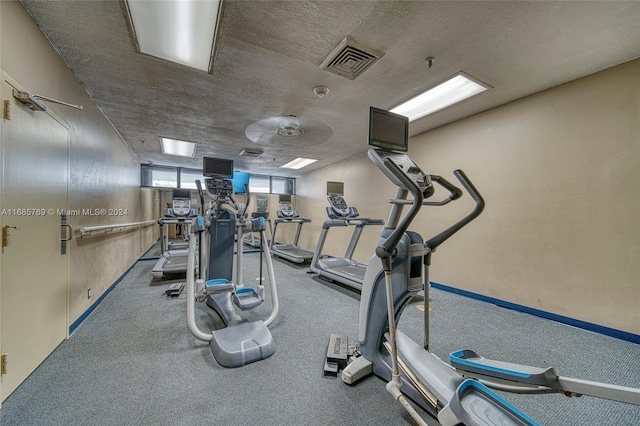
[1,75,70,402]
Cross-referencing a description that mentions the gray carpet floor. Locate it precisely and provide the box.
[1,248,639,425]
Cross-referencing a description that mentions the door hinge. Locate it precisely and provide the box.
[1,353,7,375]
[3,99,11,120]
[2,225,20,248]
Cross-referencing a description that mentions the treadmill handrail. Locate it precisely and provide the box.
[274,217,311,224]
[321,218,385,229]
[321,219,349,229]
[348,218,384,226]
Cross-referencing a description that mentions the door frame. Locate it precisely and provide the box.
[0,71,70,405]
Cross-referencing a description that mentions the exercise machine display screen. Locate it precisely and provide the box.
[172,189,191,200]
[328,196,349,216]
[368,107,408,152]
[203,157,233,178]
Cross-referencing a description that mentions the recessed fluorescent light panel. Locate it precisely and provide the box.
[391,72,491,122]
[160,137,198,158]
[280,158,318,170]
[124,0,223,72]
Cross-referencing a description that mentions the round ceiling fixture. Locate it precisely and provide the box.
[245,115,333,146]
[277,115,304,137]
[313,86,329,97]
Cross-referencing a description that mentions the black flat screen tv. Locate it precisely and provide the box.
[368,107,408,152]
[203,157,233,178]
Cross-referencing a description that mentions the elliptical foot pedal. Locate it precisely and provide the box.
[438,379,540,426]
[324,334,348,376]
[232,288,263,310]
[204,278,235,295]
[450,349,558,387]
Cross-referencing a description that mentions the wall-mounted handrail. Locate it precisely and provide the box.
[80,220,156,238]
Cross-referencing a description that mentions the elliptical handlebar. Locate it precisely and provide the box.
[372,149,484,261]
[195,179,205,214]
[375,157,424,263]
[424,175,463,206]
[242,183,251,219]
[424,169,485,251]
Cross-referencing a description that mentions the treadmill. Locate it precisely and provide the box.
[151,189,198,279]
[270,201,314,263]
[310,195,384,290]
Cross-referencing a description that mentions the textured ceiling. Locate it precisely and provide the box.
[19,0,640,177]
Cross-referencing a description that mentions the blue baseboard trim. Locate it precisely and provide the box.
[140,242,158,258]
[69,260,139,336]
[430,281,640,345]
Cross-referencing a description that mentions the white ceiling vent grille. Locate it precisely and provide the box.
[320,37,383,80]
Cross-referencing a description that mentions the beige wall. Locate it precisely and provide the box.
[296,155,392,264]
[1,0,156,324]
[298,59,639,335]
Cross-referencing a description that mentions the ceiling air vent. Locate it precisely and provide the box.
[239,148,263,157]
[320,37,383,80]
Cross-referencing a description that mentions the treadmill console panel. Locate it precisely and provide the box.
[328,196,349,217]
[278,202,298,218]
[172,199,191,217]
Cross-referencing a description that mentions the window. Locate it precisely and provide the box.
[142,165,294,195]
[249,175,270,194]
[272,176,294,195]
[180,168,206,189]
[141,165,177,188]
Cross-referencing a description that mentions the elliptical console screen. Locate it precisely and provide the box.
[203,157,233,178]
[368,107,408,152]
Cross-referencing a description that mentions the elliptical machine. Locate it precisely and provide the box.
[339,108,639,425]
[343,146,539,425]
[185,157,279,367]
[334,107,536,425]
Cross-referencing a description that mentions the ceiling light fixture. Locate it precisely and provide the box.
[313,86,330,97]
[280,158,318,170]
[277,116,304,137]
[391,72,491,122]
[124,0,224,73]
[159,137,198,158]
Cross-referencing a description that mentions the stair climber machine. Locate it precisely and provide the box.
[310,195,384,290]
[185,157,279,367]
[270,198,314,263]
[152,189,198,279]
[328,107,640,425]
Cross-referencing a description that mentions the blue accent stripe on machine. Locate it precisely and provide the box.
[450,350,531,379]
[430,281,640,345]
[457,379,541,426]
[206,278,230,286]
